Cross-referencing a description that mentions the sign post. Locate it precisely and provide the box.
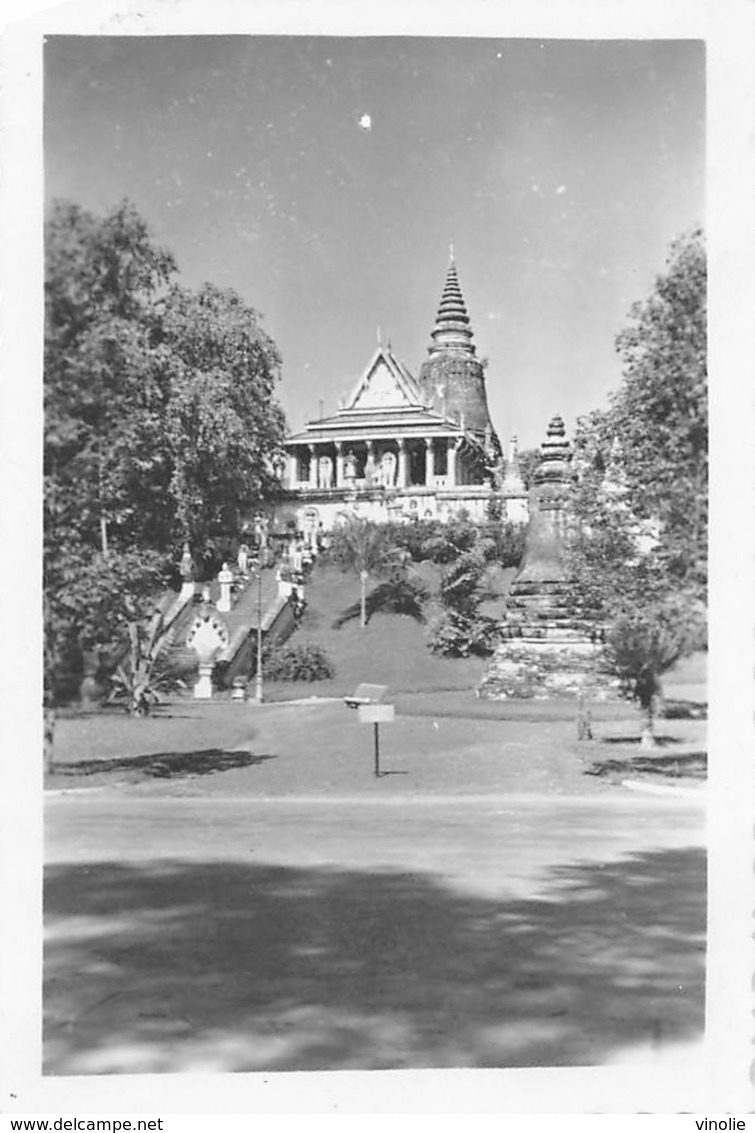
[357,702,395,778]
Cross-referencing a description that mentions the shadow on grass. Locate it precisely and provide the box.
[586,752,707,781]
[600,735,684,747]
[44,846,705,1074]
[331,579,428,630]
[50,749,275,781]
[662,699,707,720]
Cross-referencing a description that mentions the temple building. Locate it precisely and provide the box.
[277,255,529,537]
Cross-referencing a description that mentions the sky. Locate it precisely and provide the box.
[44,35,705,448]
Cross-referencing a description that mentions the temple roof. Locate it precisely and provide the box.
[427,255,476,357]
[287,340,487,448]
[287,402,478,445]
[343,345,423,411]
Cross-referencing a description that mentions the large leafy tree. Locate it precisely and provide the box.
[582,228,707,593]
[44,199,287,706]
[156,282,286,564]
[569,227,707,599]
[566,229,707,741]
[45,200,177,556]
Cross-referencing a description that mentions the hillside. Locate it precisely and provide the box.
[261,559,707,717]
[262,560,490,702]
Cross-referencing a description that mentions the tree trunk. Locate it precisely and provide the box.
[360,570,368,629]
[577,693,593,741]
[44,706,56,775]
[640,701,657,750]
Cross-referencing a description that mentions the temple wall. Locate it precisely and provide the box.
[273,486,528,534]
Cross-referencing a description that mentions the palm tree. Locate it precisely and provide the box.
[329,518,394,629]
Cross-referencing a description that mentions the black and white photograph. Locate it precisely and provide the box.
[2,0,754,1119]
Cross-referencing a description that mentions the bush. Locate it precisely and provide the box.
[427,609,502,658]
[484,521,527,568]
[262,642,335,682]
[438,549,487,616]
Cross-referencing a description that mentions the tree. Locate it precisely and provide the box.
[516,447,542,492]
[43,547,168,770]
[327,519,397,628]
[606,597,704,748]
[108,609,184,717]
[429,544,501,657]
[44,199,288,712]
[610,227,707,593]
[156,282,286,565]
[568,228,706,603]
[45,200,177,557]
[565,229,707,742]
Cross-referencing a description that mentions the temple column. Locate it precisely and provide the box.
[308,444,318,489]
[334,442,344,488]
[424,438,435,486]
[397,439,408,488]
[447,439,458,487]
[286,451,298,488]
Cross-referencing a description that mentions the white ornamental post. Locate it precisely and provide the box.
[217,562,234,613]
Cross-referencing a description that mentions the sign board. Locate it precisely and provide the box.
[358,703,395,724]
[344,683,387,708]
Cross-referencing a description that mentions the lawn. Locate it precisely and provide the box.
[262,561,489,701]
[45,561,706,793]
[46,687,706,796]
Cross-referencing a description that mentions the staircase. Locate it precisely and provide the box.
[159,566,296,690]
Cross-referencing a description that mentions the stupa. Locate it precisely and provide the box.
[418,254,500,452]
[478,415,620,700]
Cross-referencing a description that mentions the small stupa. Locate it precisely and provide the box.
[478,415,620,700]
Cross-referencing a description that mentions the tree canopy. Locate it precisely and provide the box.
[569,227,707,604]
[565,229,707,732]
[45,199,288,696]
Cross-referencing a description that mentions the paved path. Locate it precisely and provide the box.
[45,790,705,1075]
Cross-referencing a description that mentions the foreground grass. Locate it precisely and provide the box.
[46,690,706,796]
[46,562,706,792]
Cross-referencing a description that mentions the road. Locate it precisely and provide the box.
[44,789,706,1075]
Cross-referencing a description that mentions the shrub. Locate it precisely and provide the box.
[262,642,335,682]
[427,609,502,658]
[438,549,487,616]
[479,520,527,568]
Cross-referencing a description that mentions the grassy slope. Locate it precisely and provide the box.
[264,559,706,715]
[263,560,488,702]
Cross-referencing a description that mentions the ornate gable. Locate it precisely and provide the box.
[345,348,421,410]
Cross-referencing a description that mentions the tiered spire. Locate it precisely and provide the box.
[534,416,572,487]
[427,254,476,357]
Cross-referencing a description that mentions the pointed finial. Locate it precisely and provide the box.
[449,242,455,263]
